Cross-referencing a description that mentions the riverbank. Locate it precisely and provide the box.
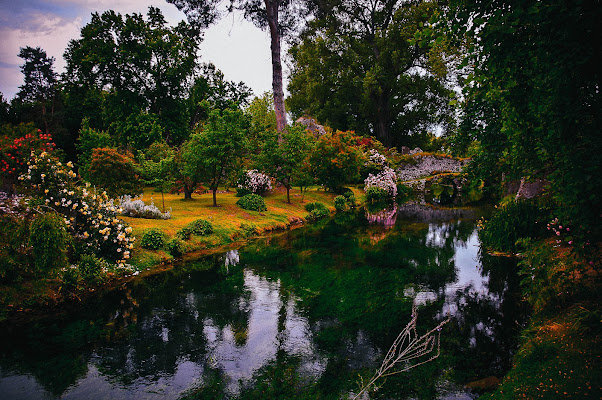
[0,186,342,322]
[483,240,601,399]
[123,186,341,269]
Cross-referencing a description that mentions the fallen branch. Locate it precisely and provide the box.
[352,303,450,399]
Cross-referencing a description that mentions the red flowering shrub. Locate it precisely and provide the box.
[1,123,55,187]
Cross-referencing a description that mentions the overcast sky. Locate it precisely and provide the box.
[0,0,276,101]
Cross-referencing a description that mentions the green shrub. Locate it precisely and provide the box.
[176,219,213,240]
[78,254,106,285]
[167,238,186,257]
[343,190,356,203]
[29,212,71,275]
[364,186,389,202]
[190,219,213,235]
[334,195,347,212]
[141,228,166,250]
[479,200,550,252]
[305,202,330,220]
[236,194,267,212]
[60,266,81,293]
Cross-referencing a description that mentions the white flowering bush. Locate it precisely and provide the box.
[364,166,398,198]
[365,149,387,166]
[238,169,272,195]
[19,151,135,265]
[119,195,171,219]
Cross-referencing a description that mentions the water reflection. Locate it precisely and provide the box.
[0,207,526,399]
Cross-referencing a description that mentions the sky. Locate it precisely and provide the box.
[0,0,277,101]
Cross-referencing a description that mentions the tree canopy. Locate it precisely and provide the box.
[63,6,201,144]
[288,0,453,148]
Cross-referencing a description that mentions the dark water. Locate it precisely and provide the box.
[0,203,527,399]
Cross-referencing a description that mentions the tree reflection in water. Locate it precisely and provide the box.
[0,205,526,399]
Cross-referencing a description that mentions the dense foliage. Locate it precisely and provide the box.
[288,0,453,148]
[310,130,365,192]
[446,0,602,243]
[63,7,201,145]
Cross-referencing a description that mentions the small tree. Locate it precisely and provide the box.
[260,123,313,203]
[182,108,248,206]
[75,118,113,180]
[87,148,143,198]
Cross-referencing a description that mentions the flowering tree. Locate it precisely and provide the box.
[364,166,398,199]
[238,169,272,195]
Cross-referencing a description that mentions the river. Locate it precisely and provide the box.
[0,203,527,399]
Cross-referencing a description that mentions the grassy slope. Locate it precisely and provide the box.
[121,186,341,268]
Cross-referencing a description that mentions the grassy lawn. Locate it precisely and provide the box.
[124,186,342,268]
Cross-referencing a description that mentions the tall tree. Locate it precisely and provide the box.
[167,0,306,132]
[63,7,201,144]
[288,0,453,148]
[15,46,58,135]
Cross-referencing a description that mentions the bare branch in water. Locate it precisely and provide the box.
[351,303,450,399]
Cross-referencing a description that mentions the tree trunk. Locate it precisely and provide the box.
[286,185,291,204]
[212,187,217,207]
[184,185,192,199]
[264,0,287,134]
[374,91,391,147]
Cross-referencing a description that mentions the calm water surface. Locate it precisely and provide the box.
[0,203,527,399]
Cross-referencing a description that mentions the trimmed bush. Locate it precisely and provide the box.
[188,219,213,235]
[141,228,166,250]
[176,219,214,240]
[334,195,347,212]
[167,238,186,257]
[305,202,330,220]
[236,194,267,212]
[236,187,252,197]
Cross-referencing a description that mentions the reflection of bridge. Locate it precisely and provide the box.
[396,202,476,222]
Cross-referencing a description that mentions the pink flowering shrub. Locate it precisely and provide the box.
[364,166,398,199]
[238,169,272,195]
